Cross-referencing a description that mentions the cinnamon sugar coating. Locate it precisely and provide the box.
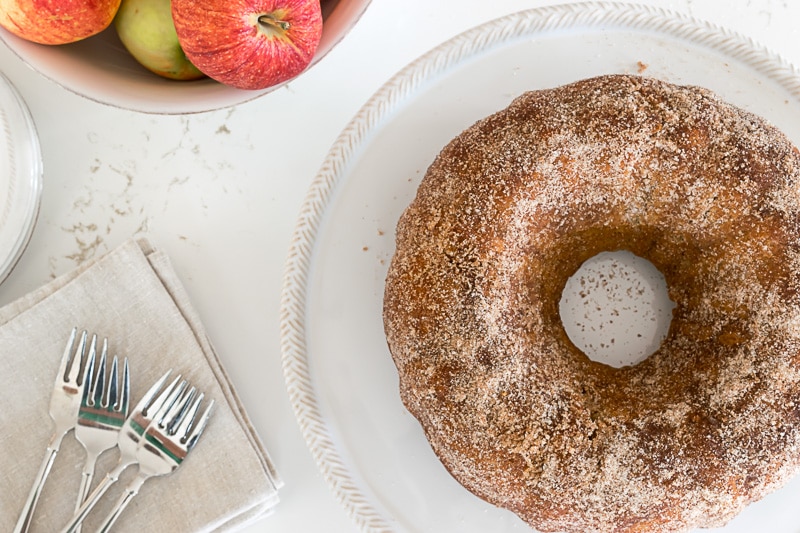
[383,75,800,532]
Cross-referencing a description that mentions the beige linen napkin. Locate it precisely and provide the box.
[0,238,282,532]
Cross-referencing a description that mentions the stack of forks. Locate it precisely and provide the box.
[14,328,214,533]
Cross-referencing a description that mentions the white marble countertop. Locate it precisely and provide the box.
[2,1,800,531]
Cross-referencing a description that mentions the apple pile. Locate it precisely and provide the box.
[0,0,324,90]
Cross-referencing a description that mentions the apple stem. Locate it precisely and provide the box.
[258,14,290,32]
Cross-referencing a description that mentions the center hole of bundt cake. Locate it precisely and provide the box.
[558,250,675,368]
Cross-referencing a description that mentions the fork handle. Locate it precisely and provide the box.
[61,460,130,533]
[73,453,100,533]
[13,431,66,533]
[95,472,148,533]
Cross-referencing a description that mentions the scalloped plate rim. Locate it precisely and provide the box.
[280,2,800,532]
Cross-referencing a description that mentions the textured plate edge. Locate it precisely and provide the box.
[279,2,800,532]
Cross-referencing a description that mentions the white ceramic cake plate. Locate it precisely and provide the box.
[281,2,800,532]
[0,73,42,286]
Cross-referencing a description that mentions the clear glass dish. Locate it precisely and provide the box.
[0,72,42,285]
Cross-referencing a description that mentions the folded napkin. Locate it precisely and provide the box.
[0,238,282,532]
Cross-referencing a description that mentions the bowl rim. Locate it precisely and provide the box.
[0,0,372,114]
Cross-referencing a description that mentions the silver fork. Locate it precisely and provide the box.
[74,340,130,526]
[14,328,96,533]
[61,370,181,533]
[96,383,214,532]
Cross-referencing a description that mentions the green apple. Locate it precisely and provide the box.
[114,0,206,81]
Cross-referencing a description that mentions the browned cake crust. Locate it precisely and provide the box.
[382,74,800,532]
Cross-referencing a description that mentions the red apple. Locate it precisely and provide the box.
[172,0,322,90]
[0,0,121,45]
